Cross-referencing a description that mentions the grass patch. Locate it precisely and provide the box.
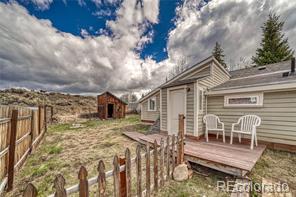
[47,145,63,154]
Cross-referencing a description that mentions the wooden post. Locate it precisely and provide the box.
[178,114,185,164]
[119,157,126,197]
[135,145,142,197]
[113,155,120,197]
[50,106,54,123]
[44,105,47,133]
[171,134,176,178]
[145,143,150,197]
[160,138,164,186]
[53,174,67,197]
[38,106,41,135]
[30,110,35,151]
[23,183,38,197]
[166,136,170,180]
[98,160,106,197]
[78,166,89,197]
[7,109,18,191]
[153,140,158,192]
[125,148,131,197]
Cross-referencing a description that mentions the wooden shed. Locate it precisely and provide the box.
[97,91,127,119]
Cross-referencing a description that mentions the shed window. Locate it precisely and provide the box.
[148,97,156,111]
[224,93,263,107]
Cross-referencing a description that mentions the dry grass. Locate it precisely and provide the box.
[8,115,149,196]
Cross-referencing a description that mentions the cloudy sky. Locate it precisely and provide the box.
[0,0,296,95]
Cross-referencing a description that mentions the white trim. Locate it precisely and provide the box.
[147,96,157,111]
[167,85,187,135]
[224,93,264,107]
[198,87,205,113]
[160,89,162,130]
[207,81,296,95]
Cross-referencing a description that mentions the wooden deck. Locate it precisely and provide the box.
[123,132,266,177]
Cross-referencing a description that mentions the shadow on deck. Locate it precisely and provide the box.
[123,131,266,177]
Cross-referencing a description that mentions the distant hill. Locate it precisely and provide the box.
[0,88,97,122]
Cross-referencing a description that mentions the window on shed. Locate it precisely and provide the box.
[148,97,156,111]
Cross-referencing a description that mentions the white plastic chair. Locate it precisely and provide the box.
[230,115,261,150]
[203,114,225,143]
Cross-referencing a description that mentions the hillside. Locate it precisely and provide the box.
[0,88,97,122]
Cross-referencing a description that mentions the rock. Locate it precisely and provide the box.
[173,163,189,181]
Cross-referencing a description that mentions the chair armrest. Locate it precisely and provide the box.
[217,119,224,130]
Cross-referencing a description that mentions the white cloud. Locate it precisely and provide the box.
[31,0,53,10]
[167,0,296,70]
[0,0,162,94]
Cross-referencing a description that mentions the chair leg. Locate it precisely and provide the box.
[222,130,225,143]
[206,129,209,142]
[230,131,233,144]
[238,133,241,143]
[255,132,258,147]
[216,132,219,139]
[251,132,255,150]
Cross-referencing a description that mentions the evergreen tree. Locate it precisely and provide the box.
[252,13,294,65]
[212,42,227,68]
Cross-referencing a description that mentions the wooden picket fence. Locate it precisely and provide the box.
[22,114,186,197]
[0,105,52,194]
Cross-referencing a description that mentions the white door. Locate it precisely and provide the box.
[169,89,185,135]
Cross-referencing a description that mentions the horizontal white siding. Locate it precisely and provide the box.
[207,91,296,145]
[141,92,160,122]
[186,83,195,134]
[161,88,167,130]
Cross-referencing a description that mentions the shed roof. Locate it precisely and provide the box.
[98,91,128,105]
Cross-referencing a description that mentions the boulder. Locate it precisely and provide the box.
[173,163,189,181]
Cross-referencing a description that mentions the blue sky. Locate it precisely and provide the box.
[12,0,182,62]
[1,0,296,94]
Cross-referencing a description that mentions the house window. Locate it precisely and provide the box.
[224,93,263,107]
[198,89,204,112]
[148,97,156,111]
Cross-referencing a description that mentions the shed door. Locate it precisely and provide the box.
[169,89,185,135]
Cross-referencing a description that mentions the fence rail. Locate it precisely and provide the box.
[0,105,51,194]
[22,114,186,197]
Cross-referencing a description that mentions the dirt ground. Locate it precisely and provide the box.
[7,115,296,197]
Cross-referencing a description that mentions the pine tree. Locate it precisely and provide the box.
[212,42,227,69]
[252,13,294,66]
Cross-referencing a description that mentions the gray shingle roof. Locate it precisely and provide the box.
[212,60,295,90]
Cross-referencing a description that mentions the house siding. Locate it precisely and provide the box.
[161,88,167,130]
[207,91,296,145]
[186,83,195,135]
[141,92,160,122]
[180,65,211,80]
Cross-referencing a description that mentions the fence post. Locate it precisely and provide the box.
[50,106,54,123]
[53,174,67,197]
[44,105,47,133]
[119,157,126,197]
[166,136,170,180]
[145,143,150,197]
[113,155,120,197]
[178,114,185,164]
[171,135,176,178]
[135,145,142,197]
[38,106,41,135]
[7,109,18,191]
[125,148,131,197]
[23,183,38,197]
[97,160,106,197]
[78,166,89,197]
[30,110,35,151]
[160,138,164,186]
[153,140,158,192]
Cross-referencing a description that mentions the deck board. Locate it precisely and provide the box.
[123,132,266,176]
